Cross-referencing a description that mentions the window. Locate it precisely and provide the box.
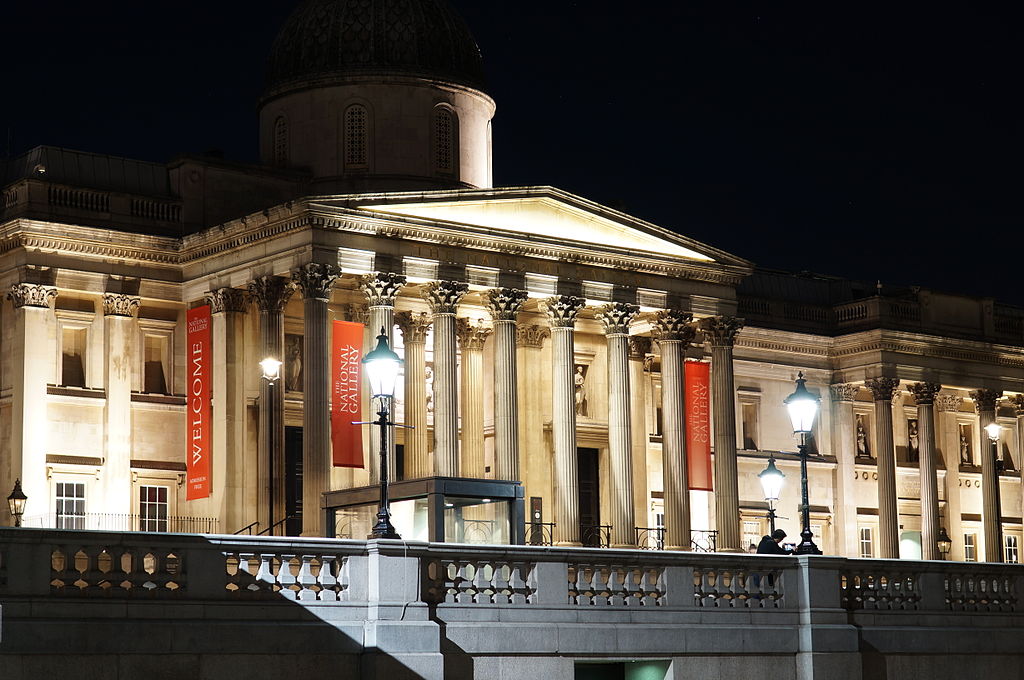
[433,107,456,174]
[273,116,288,166]
[1005,535,1019,564]
[963,533,977,562]
[61,327,87,387]
[139,485,169,532]
[344,105,368,169]
[859,527,873,558]
[56,482,86,529]
[743,520,762,552]
[143,333,170,394]
[741,401,759,450]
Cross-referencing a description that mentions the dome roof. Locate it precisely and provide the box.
[265,0,486,97]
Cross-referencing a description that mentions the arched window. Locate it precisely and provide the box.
[344,105,369,170]
[433,107,457,175]
[273,116,289,166]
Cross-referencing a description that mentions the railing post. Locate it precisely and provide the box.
[2,532,53,597]
[186,539,227,600]
[661,565,695,608]
[917,566,947,611]
[791,556,861,680]
[530,560,569,605]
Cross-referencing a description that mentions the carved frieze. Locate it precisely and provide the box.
[102,293,140,318]
[516,324,550,348]
[970,389,1002,414]
[455,318,492,351]
[359,272,407,307]
[829,383,859,403]
[247,276,294,313]
[485,287,528,321]
[423,280,468,315]
[598,302,640,336]
[543,295,585,328]
[865,377,901,401]
[8,283,56,309]
[908,382,943,406]
[699,315,744,347]
[206,287,247,314]
[292,263,340,301]
[653,309,695,343]
[395,310,432,343]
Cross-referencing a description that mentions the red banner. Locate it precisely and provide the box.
[332,321,365,467]
[186,305,212,500]
[685,360,713,491]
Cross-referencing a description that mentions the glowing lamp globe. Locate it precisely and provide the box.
[985,422,1001,442]
[784,372,819,434]
[363,328,402,398]
[758,456,785,502]
[259,357,283,382]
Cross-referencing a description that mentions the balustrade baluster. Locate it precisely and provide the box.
[320,556,339,601]
[297,555,318,601]
[277,554,298,599]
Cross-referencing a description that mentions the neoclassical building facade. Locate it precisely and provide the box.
[2,0,1023,565]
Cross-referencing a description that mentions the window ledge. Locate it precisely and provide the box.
[131,393,186,406]
[47,385,105,399]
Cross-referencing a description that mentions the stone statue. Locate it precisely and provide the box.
[959,425,971,465]
[425,364,434,414]
[574,364,588,417]
[856,415,870,457]
[285,334,303,392]
[908,419,919,462]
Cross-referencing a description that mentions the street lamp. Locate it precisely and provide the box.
[259,356,284,534]
[758,455,785,534]
[784,372,822,555]
[936,526,952,560]
[260,357,283,385]
[362,328,402,540]
[7,479,27,527]
[985,421,1004,560]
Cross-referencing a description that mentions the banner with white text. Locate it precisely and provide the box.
[186,305,212,499]
[684,359,713,491]
[332,320,365,468]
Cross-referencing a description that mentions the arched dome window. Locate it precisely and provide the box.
[344,105,369,170]
[433,107,458,176]
[273,116,289,166]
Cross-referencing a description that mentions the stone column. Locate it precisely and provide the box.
[359,273,406,484]
[516,324,550,511]
[865,377,901,558]
[101,293,140,514]
[6,284,57,523]
[699,316,744,553]
[395,311,432,479]
[486,288,528,482]
[247,275,294,534]
[936,393,965,561]
[292,264,340,537]
[423,281,468,477]
[629,337,652,535]
[909,382,943,561]
[1013,395,1024,551]
[544,295,586,546]
[830,383,860,557]
[456,318,492,478]
[655,310,695,551]
[599,303,640,548]
[972,388,1003,562]
[207,288,248,532]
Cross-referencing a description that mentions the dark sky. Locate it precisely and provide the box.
[3,2,1021,305]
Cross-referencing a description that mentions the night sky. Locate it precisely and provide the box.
[3,2,1020,305]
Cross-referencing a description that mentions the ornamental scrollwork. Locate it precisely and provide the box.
[422,280,468,315]
[7,283,57,309]
[292,263,340,301]
[359,272,407,308]
[970,389,1002,413]
[908,382,943,406]
[395,311,432,343]
[102,293,141,318]
[516,324,550,348]
[206,287,248,314]
[598,302,640,336]
[653,309,695,344]
[455,318,492,351]
[864,377,901,402]
[485,288,528,321]
[247,276,294,313]
[543,296,585,328]
[698,315,744,347]
[829,383,860,403]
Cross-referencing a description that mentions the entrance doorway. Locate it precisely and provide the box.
[285,426,303,536]
[577,447,601,547]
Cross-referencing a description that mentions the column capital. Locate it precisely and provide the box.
[423,280,468,315]
[338,302,370,325]
[629,336,653,360]
[908,382,943,406]
[206,287,248,314]
[292,263,341,301]
[935,393,963,413]
[485,287,528,321]
[970,389,1003,413]
[653,309,695,343]
[456,318,492,350]
[829,383,860,403]
[359,272,407,308]
[516,323,550,348]
[1011,394,1024,416]
[865,377,901,401]
[7,283,56,309]
[598,302,640,336]
[102,293,140,318]
[698,315,744,347]
[395,310,432,343]
[543,295,585,328]
[247,275,294,313]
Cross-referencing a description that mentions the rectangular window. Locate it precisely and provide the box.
[964,533,977,562]
[61,327,87,387]
[56,482,86,529]
[743,520,762,552]
[741,402,759,450]
[139,485,169,532]
[143,334,170,394]
[1005,535,1019,564]
[859,527,873,558]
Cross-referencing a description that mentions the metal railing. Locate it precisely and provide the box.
[635,528,718,552]
[580,524,613,548]
[23,512,219,534]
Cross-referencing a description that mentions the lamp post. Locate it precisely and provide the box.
[362,328,402,540]
[784,372,822,555]
[936,526,952,560]
[985,421,1004,561]
[7,479,27,527]
[758,455,785,534]
[260,357,283,534]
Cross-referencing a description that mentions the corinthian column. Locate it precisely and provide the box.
[456,318,492,478]
[599,303,640,547]
[909,382,943,560]
[517,324,550,511]
[359,272,406,483]
[629,337,652,536]
[655,309,695,551]
[865,376,901,558]
[1013,395,1024,551]
[486,288,528,482]
[292,263,340,536]
[830,383,860,557]
[699,315,744,553]
[544,295,586,546]
[101,293,140,514]
[423,281,468,476]
[972,388,1003,562]
[395,311,432,479]
[248,275,294,534]
[936,392,965,561]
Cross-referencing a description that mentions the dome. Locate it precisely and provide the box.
[265,0,486,98]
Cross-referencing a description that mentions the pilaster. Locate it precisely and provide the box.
[456,318,492,478]
[909,382,943,560]
[486,288,528,482]
[395,311,432,479]
[102,292,140,514]
[830,383,860,557]
[423,280,468,477]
